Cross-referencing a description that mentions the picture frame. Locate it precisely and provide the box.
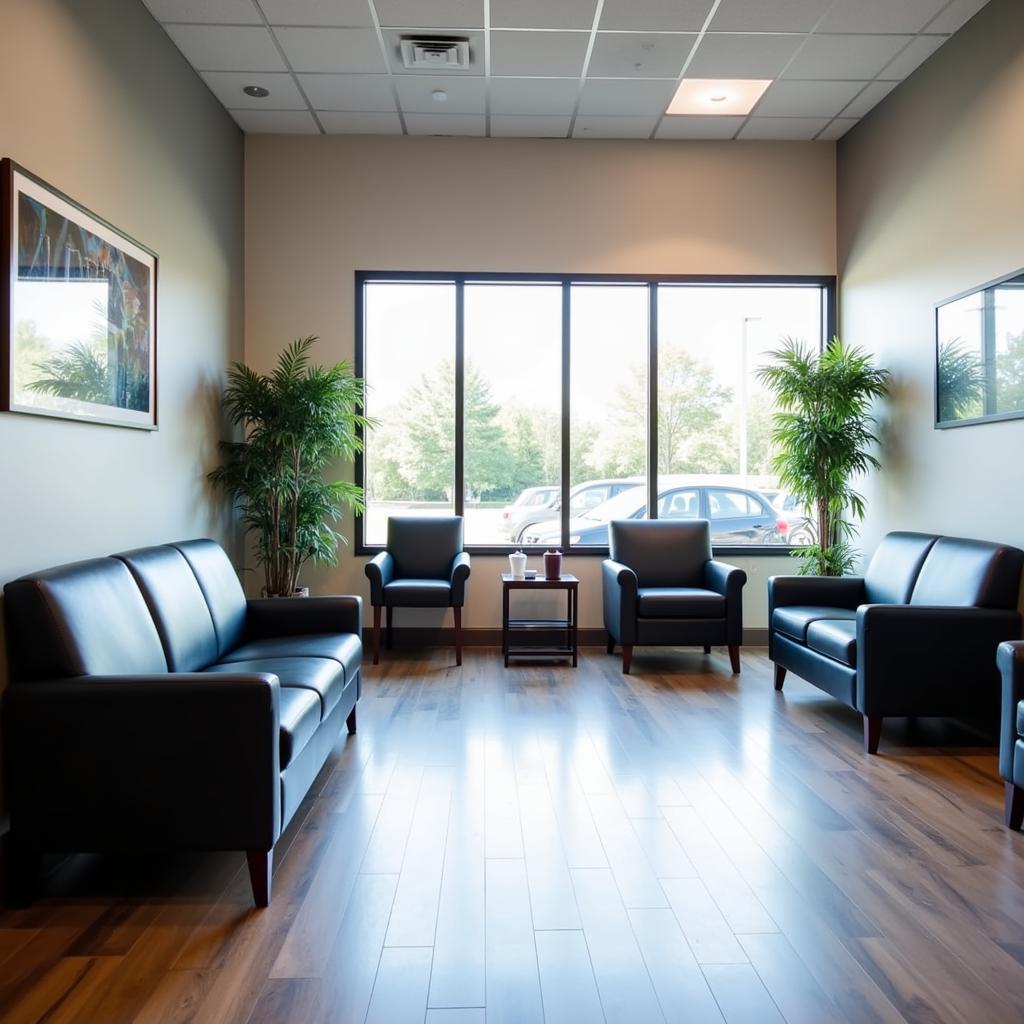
[1,159,158,430]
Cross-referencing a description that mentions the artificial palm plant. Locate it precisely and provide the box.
[209,336,372,597]
[757,337,890,576]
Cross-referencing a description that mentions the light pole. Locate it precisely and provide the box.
[740,316,762,480]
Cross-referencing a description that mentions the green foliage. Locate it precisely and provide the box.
[996,331,1024,414]
[937,339,983,421]
[757,337,889,576]
[26,341,112,404]
[208,336,374,596]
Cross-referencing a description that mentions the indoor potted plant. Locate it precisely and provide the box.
[209,335,373,597]
[757,336,889,576]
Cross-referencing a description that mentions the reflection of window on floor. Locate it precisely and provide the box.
[359,275,832,551]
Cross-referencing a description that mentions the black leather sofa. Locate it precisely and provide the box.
[2,539,362,907]
[769,531,1023,753]
[998,641,1024,829]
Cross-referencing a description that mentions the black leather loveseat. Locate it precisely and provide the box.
[2,539,362,907]
[769,531,1023,754]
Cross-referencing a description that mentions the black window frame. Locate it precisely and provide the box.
[355,270,836,557]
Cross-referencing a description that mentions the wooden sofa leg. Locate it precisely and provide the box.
[386,607,394,649]
[703,644,711,655]
[454,607,463,666]
[4,838,38,908]
[774,664,786,691]
[607,634,615,655]
[372,606,381,665]
[1005,781,1024,830]
[728,645,741,674]
[622,645,633,674]
[864,715,883,755]
[247,848,273,908]
[346,706,357,734]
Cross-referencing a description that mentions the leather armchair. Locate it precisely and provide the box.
[998,641,1024,829]
[602,519,746,674]
[364,516,471,665]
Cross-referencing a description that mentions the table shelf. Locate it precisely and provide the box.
[501,573,579,668]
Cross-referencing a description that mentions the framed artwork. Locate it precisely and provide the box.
[1,159,158,429]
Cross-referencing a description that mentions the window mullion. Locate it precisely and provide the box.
[647,282,658,520]
[455,279,465,517]
[561,280,571,551]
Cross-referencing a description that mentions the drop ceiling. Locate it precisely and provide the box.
[143,0,991,140]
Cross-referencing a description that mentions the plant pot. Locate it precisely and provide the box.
[262,587,310,598]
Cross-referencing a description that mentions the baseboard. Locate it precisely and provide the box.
[362,627,770,648]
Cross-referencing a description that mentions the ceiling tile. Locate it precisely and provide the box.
[143,0,261,23]
[573,114,658,138]
[298,73,396,110]
[756,79,866,117]
[686,33,803,78]
[404,112,486,135]
[318,110,404,132]
[381,29,485,74]
[373,0,484,29]
[491,0,598,30]
[164,25,286,70]
[656,115,744,139]
[201,71,307,109]
[737,116,830,140]
[817,117,859,141]
[879,35,946,79]
[709,0,832,33]
[490,114,572,136]
[579,79,677,116]
[229,108,319,132]
[784,34,912,79]
[599,0,713,32]
[817,0,947,34]
[490,78,580,115]
[927,0,990,33]
[841,79,898,117]
[395,74,485,113]
[274,27,385,73]
[259,1,372,26]
[587,33,695,79]
[490,30,590,77]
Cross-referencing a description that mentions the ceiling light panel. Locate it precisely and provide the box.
[666,78,771,116]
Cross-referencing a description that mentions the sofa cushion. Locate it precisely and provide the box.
[864,532,937,605]
[278,687,321,769]
[383,579,453,608]
[388,516,462,580]
[4,559,167,681]
[171,540,247,657]
[806,619,858,667]
[220,634,362,683]
[773,605,856,643]
[610,520,710,588]
[637,587,724,618]
[115,546,218,672]
[205,656,345,718]
[911,536,1024,609]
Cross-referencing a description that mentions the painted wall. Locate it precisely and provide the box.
[245,134,836,630]
[838,0,1024,556]
[0,0,244,695]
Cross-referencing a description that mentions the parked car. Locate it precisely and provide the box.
[498,485,559,541]
[512,477,641,543]
[771,491,817,545]
[522,477,787,546]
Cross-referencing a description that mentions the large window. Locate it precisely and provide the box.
[358,273,833,552]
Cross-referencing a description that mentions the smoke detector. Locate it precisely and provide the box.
[400,36,472,71]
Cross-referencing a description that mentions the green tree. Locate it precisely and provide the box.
[938,339,983,421]
[996,331,1024,414]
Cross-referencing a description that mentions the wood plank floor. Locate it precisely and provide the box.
[2,646,1024,1023]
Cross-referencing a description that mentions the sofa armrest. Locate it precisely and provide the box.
[246,595,362,638]
[998,641,1024,781]
[602,559,638,644]
[768,574,866,611]
[706,560,747,646]
[450,551,471,606]
[856,605,1021,717]
[364,551,393,606]
[2,673,281,851]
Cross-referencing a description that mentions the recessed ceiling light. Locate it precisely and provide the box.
[243,85,270,99]
[666,79,771,117]
[431,89,448,103]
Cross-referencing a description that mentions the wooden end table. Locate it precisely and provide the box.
[501,572,579,667]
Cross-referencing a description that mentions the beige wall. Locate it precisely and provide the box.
[0,0,244,686]
[245,134,836,630]
[838,0,1024,556]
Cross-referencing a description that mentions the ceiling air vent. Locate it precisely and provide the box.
[400,36,472,71]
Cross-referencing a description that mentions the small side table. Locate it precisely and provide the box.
[501,572,579,667]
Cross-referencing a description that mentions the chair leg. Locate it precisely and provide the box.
[622,645,633,674]
[246,848,273,908]
[703,644,711,655]
[346,706,357,734]
[386,606,394,649]
[1005,781,1024,830]
[3,837,38,908]
[728,645,741,674]
[371,606,381,665]
[863,715,882,755]
[607,634,615,655]
[774,663,786,691]
[454,607,463,666]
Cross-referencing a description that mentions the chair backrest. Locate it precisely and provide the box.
[609,519,711,588]
[388,516,463,580]
[910,535,1024,608]
[863,532,938,604]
